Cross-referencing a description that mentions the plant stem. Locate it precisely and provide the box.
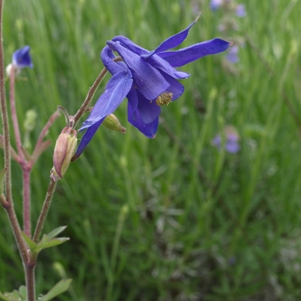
[0,0,28,257]
[73,67,108,126]
[33,178,57,243]
[9,59,32,236]
[23,166,31,236]
[73,57,122,126]
[31,110,60,163]
[9,64,25,161]
[25,259,36,301]
[0,0,11,206]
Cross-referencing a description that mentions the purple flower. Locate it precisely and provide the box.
[226,45,239,63]
[73,18,231,159]
[236,4,246,17]
[210,0,223,10]
[212,126,240,153]
[12,46,33,69]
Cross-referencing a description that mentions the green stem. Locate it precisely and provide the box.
[33,178,57,243]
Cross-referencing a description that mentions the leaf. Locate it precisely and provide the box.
[21,232,37,253]
[40,279,72,301]
[0,286,27,301]
[36,235,69,253]
[47,226,67,239]
[21,228,69,255]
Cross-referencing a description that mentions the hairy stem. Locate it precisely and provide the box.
[32,110,60,162]
[9,64,25,161]
[25,260,36,301]
[73,67,108,126]
[0,0,11,205]
[0,0,28,257]
[23,167,31,236]
[33,178,57,243]
[73,57,122,126]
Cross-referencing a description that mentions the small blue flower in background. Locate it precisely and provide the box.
[212,126,240,153]
[226,45,239,63]
[236,4,246,17]
[210,0,223,11]
[73,17,231,159]
[12,46,33,69]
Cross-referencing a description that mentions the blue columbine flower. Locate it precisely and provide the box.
[73,17,231,159]
[236,4,246,17]
[212,126,240,153]
[226,45,239,63]
[12,46,33,69]
[210,0,223,11]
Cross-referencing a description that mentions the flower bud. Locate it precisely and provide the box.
[102,114,126,133]
[51,127,77,181]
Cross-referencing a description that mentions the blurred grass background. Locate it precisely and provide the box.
[1,0,301,300]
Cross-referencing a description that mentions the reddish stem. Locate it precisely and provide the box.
[9,65,25,161]
[23,166,31,236]
[32,110,60,159]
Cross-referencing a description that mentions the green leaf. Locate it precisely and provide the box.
[21,232,37,253]
[47,226,67,239]
[40,279,72,301]
[36,235,69,253]
[0,286,27,301]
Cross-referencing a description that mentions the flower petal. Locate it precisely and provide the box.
[72,118,105,161]
[147,54,190,79]
[107,40,169,100]
[112,36,149,55]
[80,69,133,131]
[160,73,185,101]
[127,99,159,138]
[142,17,199,60]
[127,88,161,124]
[101,46,124,75]
[12,46,33,69]
[158,38,231,67]
[226,141,240,153]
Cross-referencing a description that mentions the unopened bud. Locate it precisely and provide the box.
[51,127,77,181]
[102,114,126,133]
[6,64,13,77]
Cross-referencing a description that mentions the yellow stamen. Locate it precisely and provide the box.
[155,92,173,106]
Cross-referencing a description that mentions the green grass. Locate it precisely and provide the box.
[1,0,301,300]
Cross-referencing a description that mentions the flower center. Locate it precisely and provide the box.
[155,92,173,106]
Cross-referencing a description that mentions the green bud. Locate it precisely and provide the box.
[51,127,77,181]
[24,109,37,132]
[102,114,126,133]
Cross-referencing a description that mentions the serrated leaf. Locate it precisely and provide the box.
[40,279,72,301]
[47,226,67,239]
[21,232,37,253]
[36,236,69,253]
